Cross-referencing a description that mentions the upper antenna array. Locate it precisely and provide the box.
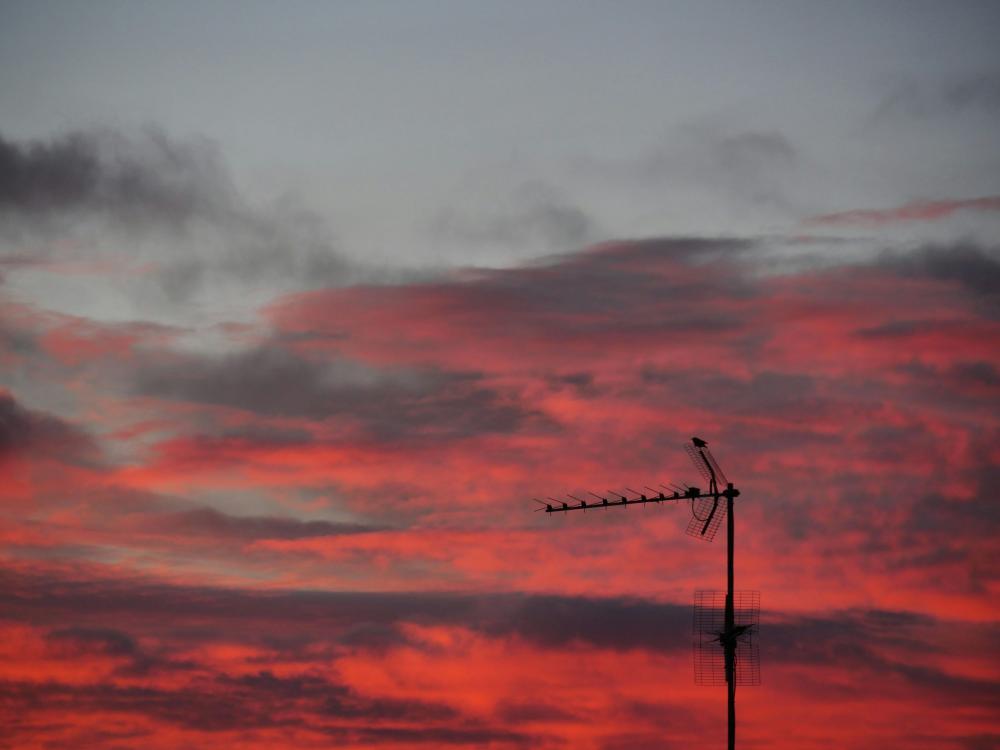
[534,437,739,544]
[533,436,757,750]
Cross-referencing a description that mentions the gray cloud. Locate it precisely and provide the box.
[154,506,380,541]
[639,369,825,421]
[714,131,797,183]
[680,129,799,209]
[0,127,353,302]
[47,626,141,657]
[432,181,598,255]
[407,237,755,333]
[14,568,993,745]
[577,126,801,212]
[7,564,998,731]
[0,391,98,465]
[134,343,547,440]
[875,72,1000,120]
[0,677,518,745]
[44,626,192,677]
[878,242,1000,298]
[0,127,235,227]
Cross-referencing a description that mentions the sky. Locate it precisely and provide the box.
[1,2,999,748]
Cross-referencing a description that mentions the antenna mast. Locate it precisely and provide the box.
[536,437,757,750]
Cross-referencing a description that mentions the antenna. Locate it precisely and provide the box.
[532,437,756,750]
[684,439,728,541]
[693,590,760,687]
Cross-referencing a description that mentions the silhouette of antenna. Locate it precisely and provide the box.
[693,590,760,687]
[684,438,727,541]
[534,437,757,750]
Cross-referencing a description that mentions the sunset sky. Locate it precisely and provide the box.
[2,2,999,748]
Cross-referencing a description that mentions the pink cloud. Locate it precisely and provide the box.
[2,237,999,747]
[806,195,1000,226]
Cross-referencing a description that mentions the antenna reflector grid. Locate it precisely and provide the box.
[693,590,761,687]
[685,494,726,541]
[685,443,713,484]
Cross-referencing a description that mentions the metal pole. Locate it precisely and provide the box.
[725,483,735,750]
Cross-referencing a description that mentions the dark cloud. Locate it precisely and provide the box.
[951,360,1000,387]
[483,594,691,653]
[639,369,823,419]
[222,671,459,724]
[546,370,604,398]
[134,343,547,440]
[47,626,141,657]
[134,343,353,418]
[0,127,353,301]
[0,567,484,636]
[405,237,755,330]
[10,564,997,670]
[890,360,1000,416]
[154,506,380,541]
[903,455,1000,543]
[0,391,97,464]
[3,591,532,746]
[762,609,1000,712]
[44,626,191,677]
[494,699,575,724]
[855,319,962,339]
[0,127,235,226]
[878,242,1000,297]
[4,565,997,742]
[960,735,1000,750]
[0,677,487,740]
[0,315,38,358]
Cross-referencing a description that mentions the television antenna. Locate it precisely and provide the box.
[535,437,758,750]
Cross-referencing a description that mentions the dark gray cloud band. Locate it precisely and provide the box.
[134,343,548,441]
[0,127,353,301]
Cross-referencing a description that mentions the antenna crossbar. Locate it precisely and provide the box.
[542,486,738,514]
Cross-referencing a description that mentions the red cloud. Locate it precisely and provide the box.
[3,237,999,747]
[3,567,996,749]
[806,195,1000,225]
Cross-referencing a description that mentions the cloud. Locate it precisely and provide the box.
[576,126,801,213]
[875,72,1000,120]
[153,506,380,541]
[0,676,500,743]
[4,565,996,741]
[268,236,757,377]
[0,127,235,227]
[432,181,599,255]
[4,230,999,747]
[877,242,1000,297]
[133,341,548,440]
[806,196,1000,227]
[0,390,97,465]
[47,626,142,658]
[9,563,996,668]
[0,127,353,303]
